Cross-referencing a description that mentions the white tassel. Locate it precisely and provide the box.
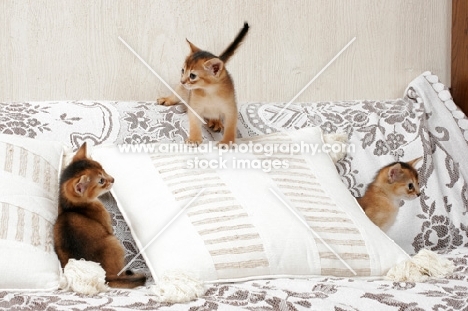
[59,259,109,295]
[386,249,455,282]
[323,133,348,163]
[150,271,205,303]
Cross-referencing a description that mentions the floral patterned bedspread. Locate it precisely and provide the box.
[1,72,468,310]
[1,248,467,310]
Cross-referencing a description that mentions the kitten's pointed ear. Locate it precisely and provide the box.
[388,163,402,183]
[408,157,423,168]
[74,175,90,196]
[72,143,88,162]
[186,39,201,53]
[203,58,224,77]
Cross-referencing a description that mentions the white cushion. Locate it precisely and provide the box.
[0,134,63,290]
[92,127,409,283]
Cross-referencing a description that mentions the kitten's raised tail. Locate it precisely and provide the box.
[106,270,146,289]
[219,22,249,63]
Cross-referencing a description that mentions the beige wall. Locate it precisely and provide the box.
[0,0,451,103]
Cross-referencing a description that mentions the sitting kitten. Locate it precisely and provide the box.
[54,143,146,288]
[357,157,422,232]
[158,22,249,146]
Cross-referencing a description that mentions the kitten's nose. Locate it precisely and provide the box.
[416,192,421,197]
[109,177,115,184]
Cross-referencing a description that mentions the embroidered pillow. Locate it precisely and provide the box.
[92,127,409,283]
[0,134,63,290]
[236,73,468,254]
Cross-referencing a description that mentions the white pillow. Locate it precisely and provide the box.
[92,127,409,283]
[0,134,63,290]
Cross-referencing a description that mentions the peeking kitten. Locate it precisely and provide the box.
[357,157,422,232]
[158,22,249,146]
[54,143,146,288]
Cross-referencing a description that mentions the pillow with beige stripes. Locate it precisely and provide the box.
[0,134,63,290]
[93,127,409,283]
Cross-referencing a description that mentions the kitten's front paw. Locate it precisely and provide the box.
[207,119,224,132]
[185,138,203,147]
[157,96,178,106]
[217,140,234,149]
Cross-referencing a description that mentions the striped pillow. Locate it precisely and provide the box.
[93,127,409,283]
[0,134,63,290]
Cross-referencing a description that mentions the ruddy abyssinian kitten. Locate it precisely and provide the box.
[54,143,146,288]
[357,157,422,232]
[158,22,249,146]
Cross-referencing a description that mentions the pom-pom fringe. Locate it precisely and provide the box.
[386,249,455,282]
[59,259,108,295]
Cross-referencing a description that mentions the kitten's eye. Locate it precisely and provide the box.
[181,68,184,74]
[98,178,105,185]
[189,73,197,80]
[408,183,414,190]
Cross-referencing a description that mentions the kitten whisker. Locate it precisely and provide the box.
[357,158,422,232]
[156,22,249,145]
[54,143,146,288]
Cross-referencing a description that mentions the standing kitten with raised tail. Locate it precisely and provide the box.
[158,22,249,146]
[54,143,146,288]
[357,157,422,232]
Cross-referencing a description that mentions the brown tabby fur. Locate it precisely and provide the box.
[54,143,146,288]
[158,22,249,146]
[357,157,422,232]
